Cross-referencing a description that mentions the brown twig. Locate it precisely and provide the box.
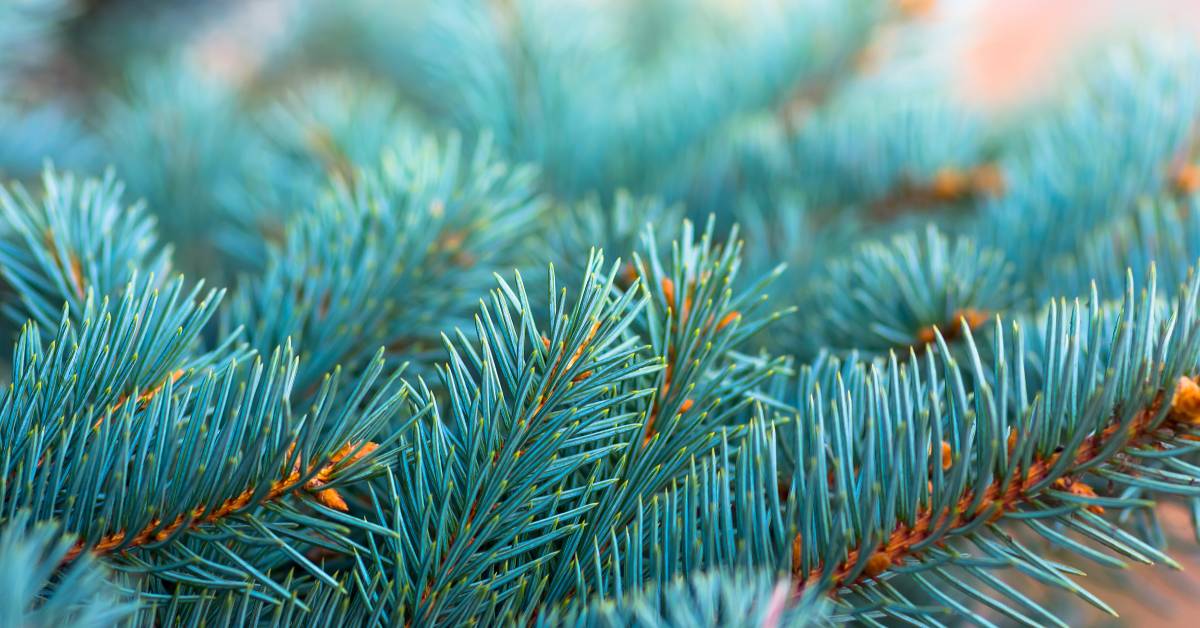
[94,369,186,429]
[867,164,1005,222]
[62,440,378,563]
[795,376,1200,592]
[640,276,739,446]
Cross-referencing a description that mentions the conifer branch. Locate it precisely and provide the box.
[360,252,657,625]
[799,383,1186,592]
[802,224,1022,356]
[0,513,136,626]
[62,439,379,563]
[540,219,792,606]
[0,168,170,331]
[229,133,542,395]
[99,61,275,281]
[866,163,1006,220]
[7,6,1200,623]
[593,264,1200,624]
[1,278,413,599]
[540,568,828,627]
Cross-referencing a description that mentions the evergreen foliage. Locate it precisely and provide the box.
[5,0,1200,625]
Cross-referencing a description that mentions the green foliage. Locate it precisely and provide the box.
[0,512,136,627]
[0,104,97,180]
[0,168,168,331]
[8,1,1200,625]
[602,265,1200,625]
[228,132,543,393]
[978,41,1200,291]
[802,225,1021,355]
[281,0,882,199]
[789,95,987,210]
[1064,199,1200,300]
[542,568,827,627]
[256,75,428,215]
[358,253,657,624]
[100,60,278,280]
[0,275,412,603]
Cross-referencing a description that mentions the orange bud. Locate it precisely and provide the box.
[863,551,892,578]
[69,254,85,301]
[327,441,379,467]
[314,488,349,511]
[1174,163,1200,195]
[678,399,695,414]
[958,308,990,330]
[716,311,741,332]
[1052,477,1104,515]
[620,262,639,287]
[791,533,804,575]
[572,369,593,383]
[453,251,477,268]
[940,441,952,471]
[931,167,967,201]
[661,277,676,306]
[1171,376,1200,425]
[343,441,379,466]
[916,309,989,349]
[542,336,552,350]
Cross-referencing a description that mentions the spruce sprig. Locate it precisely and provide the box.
[599,264,1200,625]
[0,276,413,602]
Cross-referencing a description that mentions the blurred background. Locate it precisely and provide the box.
[5,0,1200,624]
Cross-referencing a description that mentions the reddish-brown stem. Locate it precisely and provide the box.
[640,275,739,446]
[93,369,185,429]
[62,441,377,562]
[797,378,1198,592]
[867,164,1005,221]
[416,323,605,617]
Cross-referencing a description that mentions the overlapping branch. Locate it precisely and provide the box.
[592,264,1200,625]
